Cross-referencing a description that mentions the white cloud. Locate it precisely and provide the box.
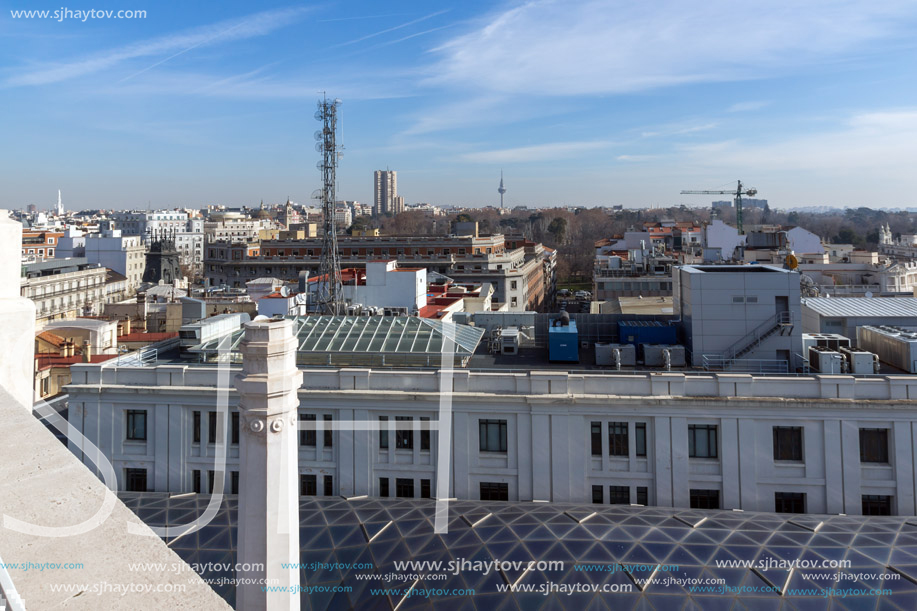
[459,141,612,163]
[641,122,717,138]
[4,7,311,87]
[427,1,917,96]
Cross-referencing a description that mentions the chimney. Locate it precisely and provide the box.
[59,342,69,358]
[123,317,131,335]
[82,340,91,363]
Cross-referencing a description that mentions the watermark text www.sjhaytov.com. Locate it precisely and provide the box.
[10,8,146,22]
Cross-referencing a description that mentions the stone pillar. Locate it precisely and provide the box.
[234,319,302,611]
[0,210,35,408]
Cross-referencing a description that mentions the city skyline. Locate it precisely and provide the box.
[3,1,917,210]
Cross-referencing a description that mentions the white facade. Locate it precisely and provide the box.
[83,230,147,290]
[350,261,426,312]
[66,364,917,516]
[703,220,746,260]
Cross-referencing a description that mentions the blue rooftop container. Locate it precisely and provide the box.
[549,319,579,363]
[617,320,677,347]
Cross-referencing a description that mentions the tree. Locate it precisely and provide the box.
[455,213,473,223]
[547,217,568,244]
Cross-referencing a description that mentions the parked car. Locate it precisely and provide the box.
[574,290,592,300]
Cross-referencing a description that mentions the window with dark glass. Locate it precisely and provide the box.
[396,478,414,498]
[231,412,239,445]
[192,469,201,493]
[395,416,413,450]
[323,415,333,448]
[862,495,893,516]
[126,410,147,441]
[192,411,201,443]
[300,413,316,447]
[300,474,317,496]
[690,489,720,509]
[859,428,889,463]
[379,416,389,449]
[609,486,630,504]
[688,425,718,458]
[420,479,431,498]
[608,422,628,456]
[324,475,333,496]
[208,470,216,493]
[125,468,147,492]
[379,478,389,497]
[775,492,806,513]
[231,471,239,495]
[773,426,803,461]
[590,422,602,456]
[635,423,647,457]
[420,417,431,451]
[636,486,648,505]
[479,420,507,453]
[480,482,509,501]
[208,411,218,444]
[592,485,603,504]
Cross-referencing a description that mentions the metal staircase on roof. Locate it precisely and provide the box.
[723,310,794,361]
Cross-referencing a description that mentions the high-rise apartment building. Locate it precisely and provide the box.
[373,170,398,216]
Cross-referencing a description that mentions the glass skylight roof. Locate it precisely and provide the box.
[189,316,484,367]
[119,493,917,610]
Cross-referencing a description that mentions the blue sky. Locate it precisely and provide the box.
[2,0,917,210]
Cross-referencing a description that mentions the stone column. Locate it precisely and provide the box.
[0,210,35,408]
[234,319,302,611]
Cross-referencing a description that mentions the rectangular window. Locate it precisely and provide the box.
[208,412,218,444]
[300,474,317,496]
[379,416,389,449]
[608,422,628,456]
[862,495,893,516]
[396,478,414,498]
[125,468,147,492]
[420,417,431,451]
[395,416,413,450]
[379,478,389,497]
[636,486,648,505]
[690,489,720,509]
[635,423,647,457]
[126,410,147,441]
[480,482,509,501]
[688,425,718,458]
[231,412,239,445]
[590,422,602,456]
[479,419,508,453]
[208,470,216,493]
[859,428,889,463]
[609,486,630,504]
[323,415,333,448]
[192,469,201,493]
[324,475,333,496]
[192,411,201,443]
[592,485,603,504]
[775,492,806,513]
[773,427,803,461]
[421,479,431,499]
[300,413,316,447]
[231,471,239,495]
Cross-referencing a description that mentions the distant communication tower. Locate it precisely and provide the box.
[313,95,344,315]
[497,171,507,209]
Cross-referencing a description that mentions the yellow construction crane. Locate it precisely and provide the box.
[681,179,758,234]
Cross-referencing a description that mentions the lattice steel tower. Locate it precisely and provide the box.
[314,95,344,314]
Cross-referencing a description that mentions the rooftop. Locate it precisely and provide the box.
[802,297,917,318]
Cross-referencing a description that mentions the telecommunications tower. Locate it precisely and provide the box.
[497,171,506,209]
[313,95,344,315]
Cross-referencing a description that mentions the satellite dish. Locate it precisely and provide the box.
[315,142,324,153]
[311,189,323,200]
[865,291,873,298]
[314,110,323,121]
[280,286,290,297]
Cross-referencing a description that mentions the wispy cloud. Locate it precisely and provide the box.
[460,141,612,163]
[727,100,772,113]
[427,0,917,96]
[641,122,717,138]
[4,7,311,87]
[616,154,660,162]
[331,10,450,49]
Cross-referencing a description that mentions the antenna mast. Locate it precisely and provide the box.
[314,95,344,315]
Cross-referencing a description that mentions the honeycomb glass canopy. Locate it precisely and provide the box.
[119,493,917,610]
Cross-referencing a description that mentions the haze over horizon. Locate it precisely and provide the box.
[3,1,917,211]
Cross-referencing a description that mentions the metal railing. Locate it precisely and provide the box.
[721,310,793,361]
[702,355,789,374]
